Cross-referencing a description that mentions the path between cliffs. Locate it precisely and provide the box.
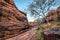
[7,27,37,40]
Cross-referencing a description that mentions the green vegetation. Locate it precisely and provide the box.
[56,17,60,22]
[26,0,57,24]
[36,28,44,40]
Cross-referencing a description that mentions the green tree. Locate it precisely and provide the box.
[34,18,42,24]
[27,0,59,23]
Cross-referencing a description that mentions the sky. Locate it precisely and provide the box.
[14,0,60,22]
[14,0,35,22]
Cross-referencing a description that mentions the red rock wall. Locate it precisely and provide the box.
[42,6,60,23]
[0,0,28,39]
[28,22,38,27]
[46,10,58,21]
[42,6,60,40]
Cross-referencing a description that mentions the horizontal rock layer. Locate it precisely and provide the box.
[0,0,28,39]
[41,6,60,23]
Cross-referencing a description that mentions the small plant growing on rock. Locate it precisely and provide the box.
[36,28,44,40]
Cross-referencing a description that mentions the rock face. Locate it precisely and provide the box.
[0,0,28,39]
[41,6,60,40]
[42,6,60,23]
[28,22,38,27]
[43,27,60,40]
[57,6,60,11]
[46,10,58,21]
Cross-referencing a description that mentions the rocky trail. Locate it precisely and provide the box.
[7,27,37,40]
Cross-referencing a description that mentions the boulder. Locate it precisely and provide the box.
[0,0,28,39]
[42,27,60,40]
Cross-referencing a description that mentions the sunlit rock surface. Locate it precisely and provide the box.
[0,0,28,39]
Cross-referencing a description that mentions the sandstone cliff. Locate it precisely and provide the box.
[42,6,60,23]
[42,6,60,40]
[0,0,28,39]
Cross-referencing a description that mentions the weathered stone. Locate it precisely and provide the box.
[28,22,38,27]
[42,6,60,23]
[0,0,28,39]
[42,27,60,40]
[41,6,60,40]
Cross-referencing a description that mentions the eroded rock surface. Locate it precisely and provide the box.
[43,27,60,40]
[0,0,28,39]
[42,6,60,24]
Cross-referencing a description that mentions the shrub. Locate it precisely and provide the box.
[56,17,60,22]
[36,29,44,40]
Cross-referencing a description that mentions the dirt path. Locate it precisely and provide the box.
[7,27,37,40]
